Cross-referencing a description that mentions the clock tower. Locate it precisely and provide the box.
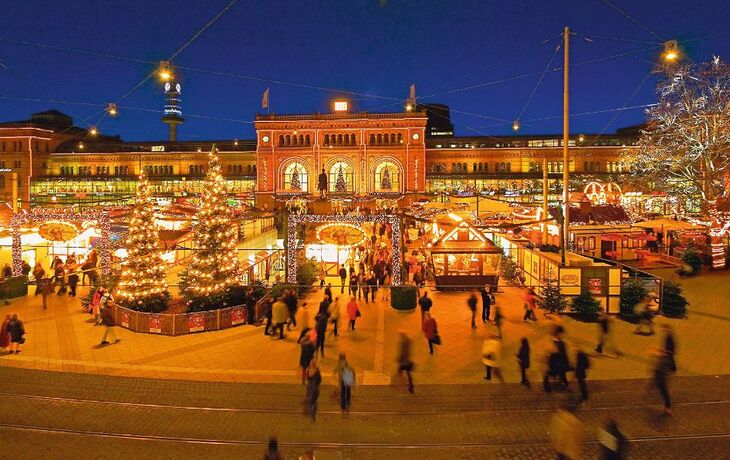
[161,79,184,142]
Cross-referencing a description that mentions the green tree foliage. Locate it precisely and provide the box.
[662,280,689,318]
[499,254,519,283]
[539,275,567,315]
[571,287,601,321]
[620,278,648,315]
[681,246,703,275]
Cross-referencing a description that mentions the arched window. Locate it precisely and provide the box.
[369,134,376,145]
[397,133,403,144]
[473,163,477,172]
[324,134,330,145]
[279,135,284,146]
[306,134,311,146]
[292,135,298,146]
[390,133,396,144]
[374,160,401,192]
[329,161,354,193]
[351,134,356,145]
[283,161,308,192]
[285,135,291,146]
[377,133,383,145]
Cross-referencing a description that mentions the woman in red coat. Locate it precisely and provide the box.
[347,296,360,331]
[422,312,439,354]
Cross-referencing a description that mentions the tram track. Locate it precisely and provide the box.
[2,391,730,416]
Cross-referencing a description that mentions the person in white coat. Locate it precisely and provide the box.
[481,333,504,383]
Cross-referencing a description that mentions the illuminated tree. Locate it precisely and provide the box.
[180,146,242,310]
[116,171,170,312]
[381,167,392,190]
[626,57,730,212]
[290,167,301,191]
[335,165,347,192]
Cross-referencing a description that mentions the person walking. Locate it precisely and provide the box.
[32,263,45,296]
[297,330,316,385]
[382,268,392,302]
[550,405,584,460]
[598,418,628,460]
[653,347,674,415]
[99,299,119,345]
[328,297,340,337]
[306,359,322,421]
[336,353,356,411]
[53,259,66,294]
[263,437,284,460]
[361,274,370,304]
[418,291,432,319]
[338,264,347,293]
[480,285,492,323]
[634,297,655,335]
[318,261,326,289]
[324,284,333,305]
[262,296,273,335]
[296,301,311,331]
[555,337,571,387]
[67,258,79,297]
[284,289,298,329]
[516,337,530,387]
[662,324,677,372]
[481,333,504,383]
[347,296,360,331]
[40,276,52,310]
[7,314,25,354]
[467,292,478,329]
[367,272,378,303]
[421,312,439,355]
[0,314,11,353]
[595,311,609,354]
[271,296,289,340]
[21,260,31,277]
[397,332,415,393]
[522,288,537,322]
[314,311,328,358]
[493,305,504,338]
[575,348,590,401]
[349,273,359,299]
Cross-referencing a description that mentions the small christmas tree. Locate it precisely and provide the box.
[180,146,242,311]
[499,253,519,283]
[661,280,688,318]
[620,277,647,315]
[381,167,392,190]
[290,167,301,191]
[571,287,602,321]
[539,272,566,315]
[335,165,347,192]
[116,171,170,312]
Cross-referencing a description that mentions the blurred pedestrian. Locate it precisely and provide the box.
[297,329,316,385]
[598,418,628,460]
[634,297,655,335]
[467,292,478,329]
[480,284,492,323]
[481,333,504,383]
[349,273,359,299]
[40,277,52,310]
[493,305,504,338]
[318,261,326,289]
[7,314,25,353]
[652,347,674,415]
[382,268,392,302]
[522,287,537,322]
[328,297,340,337]
[347,296,360,331]
[516,337,530,387]
[324,283,333,304]
[338,264,347,293]
[271,296,289,340]
[32,263,45,296]
[296,301,311,331]
[314,311,328,358]
[99,298,119,345]
[421,311,440,355]
[595,311,609,354]
[397,332,415,393]
[284,289,298,329]
[336,352,355,411]
[306,359,322,421]
[418,290,432,319]
[662,324,677,372]
[262,296,273,336]
[264,437,284,460]
[0,314,10,353]
[550,404,584,460]
[575,348,590,401]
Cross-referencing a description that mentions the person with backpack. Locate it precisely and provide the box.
[516,337,531,387]
[575,348,591,401]
[336,352,355,411]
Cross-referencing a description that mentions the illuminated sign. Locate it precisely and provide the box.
[151,146,166,152]
[334,101,349,112]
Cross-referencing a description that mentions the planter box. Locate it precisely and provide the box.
[390,285,418,311]
[0,276,29,299]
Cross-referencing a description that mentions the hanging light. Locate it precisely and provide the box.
[89,127,98,136]
[662,40,680,63]
[107,103,118,116]
[158,60,173,81]
[512,120,521,132]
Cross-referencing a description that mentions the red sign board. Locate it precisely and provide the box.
[188,313,205,332]
[121,311,131,329]
[231,307,245,326]
[149,316,162,334]
[588,278,603,295]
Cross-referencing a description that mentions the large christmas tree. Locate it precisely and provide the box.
[290,167,301,191]
[116,171,170,312]
[180,146,242,310]
[381,167,392,190]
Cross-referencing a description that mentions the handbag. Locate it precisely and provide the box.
[356,310,362,318]
[432,335,442,345]
[19,337,26,344]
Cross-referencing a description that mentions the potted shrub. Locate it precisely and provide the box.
[661,280,688,318]
[390,285,418,311]
[619,277,647,318]
[571,287,601,321]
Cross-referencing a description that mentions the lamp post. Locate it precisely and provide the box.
[562,26,571,266]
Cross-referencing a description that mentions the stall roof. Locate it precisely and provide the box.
[632,218,705,232]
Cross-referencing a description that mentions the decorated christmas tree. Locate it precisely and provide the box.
[335,165,347,192]
[538,270,566,315]
[180,146,242,310]
[116,171,170,312]
[290,167,301,191]
[381,167,392,190]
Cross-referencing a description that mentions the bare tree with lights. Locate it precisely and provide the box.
[116,171,170,313]
[626,57,730,213]
[180,146,242,310]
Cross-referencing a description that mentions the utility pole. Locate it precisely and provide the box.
[542,157,548,243]
[561,26,571,266]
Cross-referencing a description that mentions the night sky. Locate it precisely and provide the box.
[1,0,729,141]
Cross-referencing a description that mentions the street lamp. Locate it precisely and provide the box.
[107,103,117,116]
[662,40,680,63]
[89,127,98,136]
[512,120,521,132]
[158,61,173,82]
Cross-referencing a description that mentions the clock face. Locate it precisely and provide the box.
[175,83,181,93]
[164,82,171,92]
[412,133,420,140]
[262,135,270,143]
